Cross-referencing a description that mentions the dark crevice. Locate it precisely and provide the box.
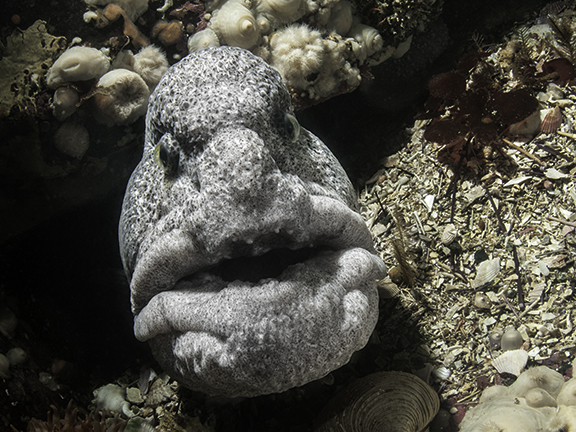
[207,246,328,283]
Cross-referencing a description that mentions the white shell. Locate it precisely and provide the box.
[539,106,562,134]
[211,1,259,49]
[432,366,452,380]
[441,223,457,245]
[188,28,221,53]
[544,167,568,179]
[464,185,485,203]
[315,371,440,432]
[492,349,529,376]
[423,194,435,213]
[472,258,500,288]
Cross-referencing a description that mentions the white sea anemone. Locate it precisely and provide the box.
[256,0,305,23]
[52,86,79,121]
[326,0,353,35]
[210,1,260,49]
[93,69,150,126]
[46,46,110,89]
[349,23,384,63]
[54,121,90,159]
[132,45,169,90]
[268,24,324,90]
[188,28,221,53]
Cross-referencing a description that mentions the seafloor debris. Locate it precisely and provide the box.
[359,3,576,424]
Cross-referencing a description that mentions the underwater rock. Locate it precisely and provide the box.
[84,0,149,22]
[119,46,385,397]
[0,20,66,117]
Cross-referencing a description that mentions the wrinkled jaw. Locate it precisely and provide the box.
[129,195,386,397]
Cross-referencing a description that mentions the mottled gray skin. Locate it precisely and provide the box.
[119,46,385,397]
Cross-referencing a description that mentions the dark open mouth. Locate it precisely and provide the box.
[206,246,328,283]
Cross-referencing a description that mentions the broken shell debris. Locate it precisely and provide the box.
[359,10,576,417]
[491,349,529,376]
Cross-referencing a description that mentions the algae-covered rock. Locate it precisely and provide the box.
[0,20,66,117]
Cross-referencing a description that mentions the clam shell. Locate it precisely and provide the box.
[492,349,529,376]
[540,106,562,134]
[440,223,457,245]
[315,371,439,432]
[472,258,500,289]
[432,366,452,381]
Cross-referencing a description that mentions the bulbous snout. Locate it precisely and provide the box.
[183,127,314,256]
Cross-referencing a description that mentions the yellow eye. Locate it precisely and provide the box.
[154,135,179,176]
[155,143,169,169]
[284,113,300,142]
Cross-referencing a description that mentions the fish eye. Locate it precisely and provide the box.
[154,134,179,176]
[284,113,300,142]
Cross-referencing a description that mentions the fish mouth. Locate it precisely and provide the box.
[128,195,386,396]
[130,194,386,346]
[203,245,327,283]
[129,195,383,314]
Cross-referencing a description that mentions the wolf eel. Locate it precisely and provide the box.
[119,46,386,397]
